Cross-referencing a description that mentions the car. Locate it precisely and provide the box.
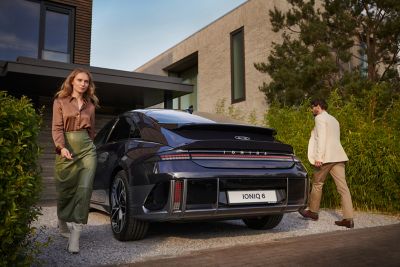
[90,109,308,241]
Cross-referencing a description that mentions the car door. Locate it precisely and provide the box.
[91,118,117,203]
[94,116,132,187]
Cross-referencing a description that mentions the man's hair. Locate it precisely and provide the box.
[310,99,328,110]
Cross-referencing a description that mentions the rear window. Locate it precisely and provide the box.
[145,110,215,124]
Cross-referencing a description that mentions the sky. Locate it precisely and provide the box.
[90,0,247,71]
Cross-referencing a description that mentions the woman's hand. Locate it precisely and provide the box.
[61,148,73,160]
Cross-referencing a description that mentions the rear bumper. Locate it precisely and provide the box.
[135,203,305,221]
[133,174,308,222]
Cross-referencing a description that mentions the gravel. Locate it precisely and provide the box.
[32,205,400,267]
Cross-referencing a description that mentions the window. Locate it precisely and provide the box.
[146,110,214,124]
[171,66,198,111]
[129,121,141,139]
[94,118,117,146]
[0,0,74,63]
[230,27,245,103]
[0,0,40,60]
[42,7,72,62]
[108,117,131,143]
[107,116,141,143]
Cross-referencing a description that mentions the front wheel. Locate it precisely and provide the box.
[110,170,149,241]
[242,214,283,230]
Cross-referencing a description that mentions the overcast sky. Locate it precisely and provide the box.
[90,0,247,71]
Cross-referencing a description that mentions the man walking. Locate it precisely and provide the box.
[299,99,354,228]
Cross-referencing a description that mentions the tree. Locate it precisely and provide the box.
[255,0,400,106]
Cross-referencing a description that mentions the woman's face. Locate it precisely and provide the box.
[72,72,90,95]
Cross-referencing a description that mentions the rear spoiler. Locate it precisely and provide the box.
[178,140,293,154]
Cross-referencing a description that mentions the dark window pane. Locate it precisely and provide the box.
[231,28,245,102]
[108,117,131,143]
[94,119,117,146]
[43,9,70,62]
[130,122,141,139]
[0,0,40,61]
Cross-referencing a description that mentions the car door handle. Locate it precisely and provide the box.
[98,152,109,163]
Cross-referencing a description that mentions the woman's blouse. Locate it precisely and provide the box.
[52,96,95,152]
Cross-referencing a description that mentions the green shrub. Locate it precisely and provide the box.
[266,87,400,213]
[0,91,43,266]
[214,98,260,125]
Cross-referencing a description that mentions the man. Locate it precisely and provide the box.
[299,99,354,228]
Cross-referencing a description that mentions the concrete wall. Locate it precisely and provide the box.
[135,0,289,123]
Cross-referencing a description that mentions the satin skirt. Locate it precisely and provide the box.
[54,130,96,224]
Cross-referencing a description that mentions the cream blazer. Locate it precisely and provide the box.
[307,111,348,165]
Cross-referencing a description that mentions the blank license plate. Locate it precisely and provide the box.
[227,190,277,204]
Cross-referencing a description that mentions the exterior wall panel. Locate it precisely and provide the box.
[135,0,289,123]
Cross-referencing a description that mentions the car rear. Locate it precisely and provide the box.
[136,116,308,221]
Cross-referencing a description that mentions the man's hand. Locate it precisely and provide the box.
[314,160,323,167]
[61,148,73,160]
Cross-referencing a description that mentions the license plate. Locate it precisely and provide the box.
[227,190,277,204]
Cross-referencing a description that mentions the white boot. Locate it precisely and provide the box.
[68,223,82,254]
[58,219,70,238]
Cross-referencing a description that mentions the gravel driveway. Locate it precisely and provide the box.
[32,205,400,267]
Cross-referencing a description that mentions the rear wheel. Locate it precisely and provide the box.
[110,170,149,241]
[242,214,283,230]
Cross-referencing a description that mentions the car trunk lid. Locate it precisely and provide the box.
[163,123,295,169]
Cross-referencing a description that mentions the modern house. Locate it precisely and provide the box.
[135,0,290,123]
[0,0,192,201]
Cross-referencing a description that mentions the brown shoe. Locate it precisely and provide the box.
[298,209,319,221]
[335,219,354,228]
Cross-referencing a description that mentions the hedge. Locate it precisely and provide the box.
[266,87,400,213]
[0,91,43,266]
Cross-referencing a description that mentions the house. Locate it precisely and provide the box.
[135,0,290,123]
[0,0,192,201]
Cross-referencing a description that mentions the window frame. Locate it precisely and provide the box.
[94,118,118,147]
[230,26,246,104]
[39,1,75,63]
[107,116,132,144]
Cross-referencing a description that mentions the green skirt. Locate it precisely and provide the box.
[54,130,96,224]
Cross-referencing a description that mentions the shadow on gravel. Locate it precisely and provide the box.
[84,210,311,241]
[141,214,311,240]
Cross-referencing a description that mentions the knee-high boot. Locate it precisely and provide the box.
[58,219,70,238]
[68,222,82,254]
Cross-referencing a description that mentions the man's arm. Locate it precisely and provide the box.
[314,115,327,166]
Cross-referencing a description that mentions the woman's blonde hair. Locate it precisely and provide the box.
[55,68,99,107]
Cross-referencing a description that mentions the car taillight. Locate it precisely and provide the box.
[160,153,190,161]
[173,180,183,211]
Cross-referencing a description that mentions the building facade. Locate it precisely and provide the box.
[135,0,290,123]
[0,0,192,201]
[0,0,91,65]
[0,0,192,111]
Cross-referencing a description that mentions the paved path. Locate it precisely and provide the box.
[110,223,400,267]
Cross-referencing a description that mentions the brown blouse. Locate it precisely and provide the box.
[52,96,96,152]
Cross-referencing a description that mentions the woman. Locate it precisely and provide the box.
[52,68,99,253]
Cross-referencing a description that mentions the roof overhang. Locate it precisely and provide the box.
[163,51,198,73]
[0,57,193,110]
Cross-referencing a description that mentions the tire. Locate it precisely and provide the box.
[242,214,284,230]
[110,170,149,241]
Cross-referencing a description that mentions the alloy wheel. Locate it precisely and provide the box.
[110,177,127,234]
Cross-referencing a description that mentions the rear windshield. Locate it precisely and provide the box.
[145,110,215,124]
